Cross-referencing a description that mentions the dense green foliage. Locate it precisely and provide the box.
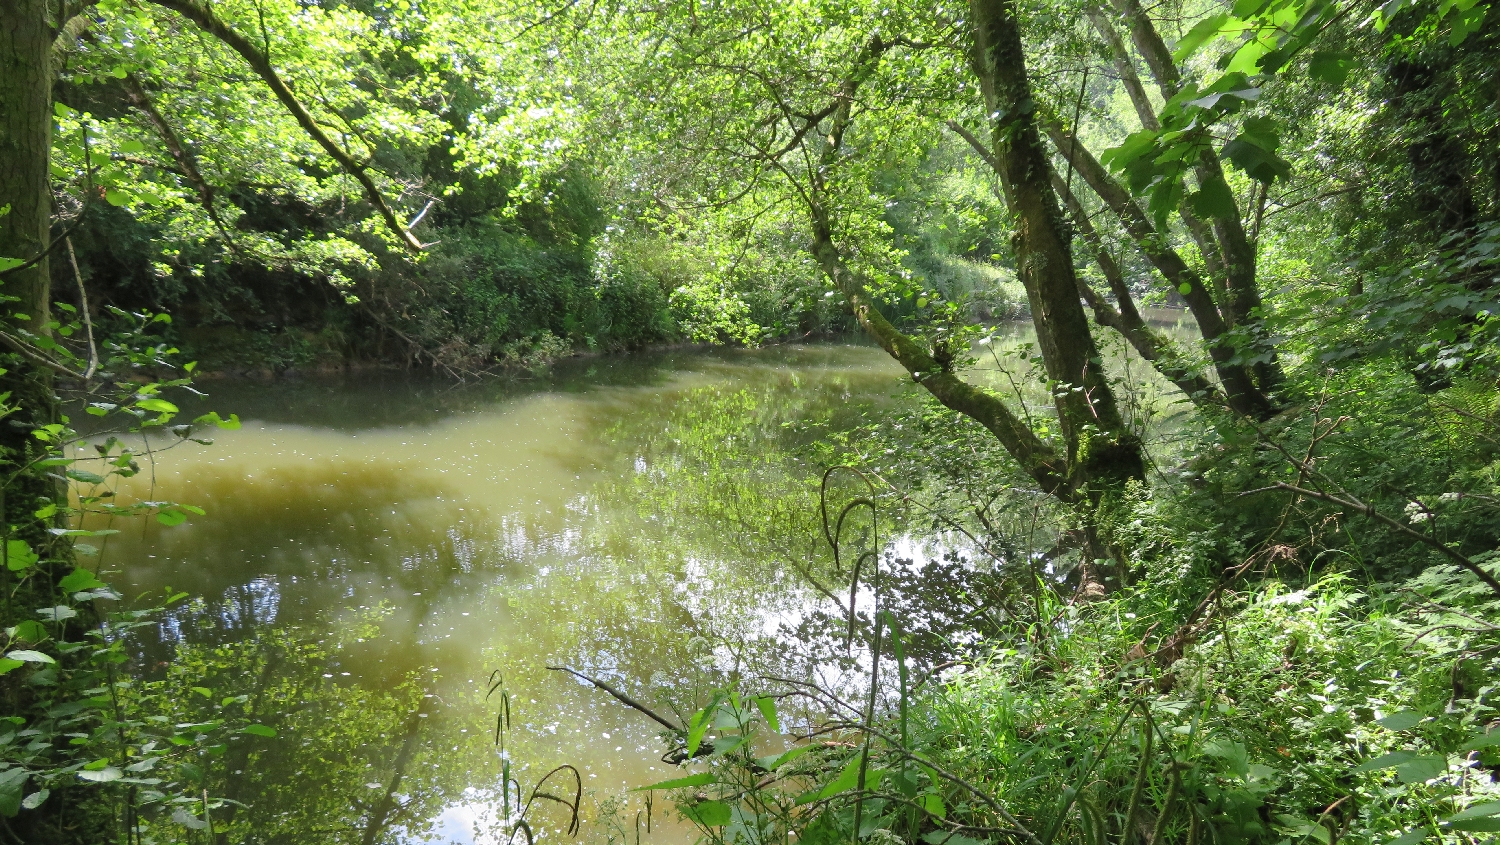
[3,0,1500,842]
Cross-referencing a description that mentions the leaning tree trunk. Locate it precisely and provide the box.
[968,0,1145,497]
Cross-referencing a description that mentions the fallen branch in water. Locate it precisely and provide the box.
[548,666,682,732]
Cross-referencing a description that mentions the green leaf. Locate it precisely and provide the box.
[805,754,871,802]
[634,771,717,791]
[1385,829,1427,845]
[1448,819,1500,832]
[686,705,714,757]
[1396,755,1447,783]
[58,568,106,594]
[136,398,179,414]
[195,411,241,430]
[36,606,77,622]
[1447,3,1486,45]
[8,621,46,642]
[0,767,28,817]
[1173,14,1230,61]
[681,800,732,827]
[756,744,816,771]
[192,686,212,698]
[1191,178,1238,219]
[1308,51,1355,85]
[103,188,129,207]
[78,767,123,783]
[923,833,989,845]
[1460,731,1500,752]
[1223,135,1292,183]
[20,789,48,810]
[5,650,55,665]
[921,791,947,818]
[1448,803,1500,823]
[1101,129,1160,172]
[172,807,209,829]
[65,469,106,485]
[754,696,781,734]
[156,509,187,527]
[1178,283,1194,296]
[0,659,24,676]
[1352,750,1415,772]
[1377,711,1423,731]
[5,540,37,572]
[242,724,277,738]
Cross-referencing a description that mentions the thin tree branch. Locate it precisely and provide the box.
[147,0,425,252]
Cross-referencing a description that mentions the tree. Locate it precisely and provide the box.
[529,0,1146,534]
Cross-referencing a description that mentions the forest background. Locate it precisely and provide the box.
[1,0,1500,843]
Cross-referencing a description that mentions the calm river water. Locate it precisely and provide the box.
[93,312,1197,845]
[100,343,918,845]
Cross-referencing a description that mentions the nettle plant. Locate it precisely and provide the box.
[0,303,272,839]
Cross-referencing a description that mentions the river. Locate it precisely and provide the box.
[91,315,1196,845]
[94,343,921,845]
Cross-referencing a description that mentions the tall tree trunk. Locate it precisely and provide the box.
[968,0,1145,495]
[1,0,53,338]
[0,0,58,486]
[0,5,79,841]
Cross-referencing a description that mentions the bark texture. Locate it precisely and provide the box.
[1,0,53,336]
[968,0,1146,492]
[0,0,59,464]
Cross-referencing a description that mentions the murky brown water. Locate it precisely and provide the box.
[91,343,914,845]
[80,310,1199,844]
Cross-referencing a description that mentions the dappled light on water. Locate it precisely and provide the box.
[94,344,912,845]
